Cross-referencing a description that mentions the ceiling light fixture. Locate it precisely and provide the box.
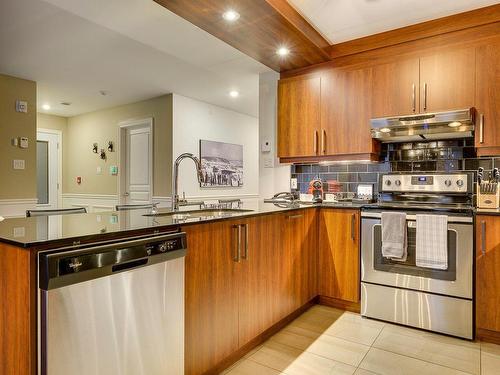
[222,10,240,22]
[42,104,51,110]
[229,90,239,98]
[276,47,290,57]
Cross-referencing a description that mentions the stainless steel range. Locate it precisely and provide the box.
[361,172,475,339]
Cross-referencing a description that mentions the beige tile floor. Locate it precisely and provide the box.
[220,305,500,375]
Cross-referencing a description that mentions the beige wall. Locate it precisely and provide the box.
[65,94,173,196]
[0,74,37,199]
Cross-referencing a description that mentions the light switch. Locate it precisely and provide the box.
[96,166,102,175]
[263,157,274,168]
[13,159,25,170]
[290,178,298,189]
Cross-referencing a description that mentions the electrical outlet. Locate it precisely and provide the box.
[13,159,25,170]
[16,100,28,113]
[290,177,298,189]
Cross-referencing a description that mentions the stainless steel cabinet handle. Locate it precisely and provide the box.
[479,114,484,144]
[232,224,241,262]
[287,214,304,220]
[314,130,319,154]
[242,224,249,260]
[481,220,486,256]
[412,83,416,112]
[423,83,428,111]
[351,214,356,241]
[322,130,327,154]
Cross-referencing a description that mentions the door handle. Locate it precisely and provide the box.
[412,83,416,112]
[423,82,428,111]
[314,130,319,154]
[232,225,241,262]
[351,214,356,241]
[479,114,484,144]
[241,224,249,260]
[322,130,327,154]
[481,220,486,256]
[123,192,130,197]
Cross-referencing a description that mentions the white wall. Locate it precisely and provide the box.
[258,72,291,199]
[172,94,259,201]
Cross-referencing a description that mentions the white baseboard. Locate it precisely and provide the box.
[0,198,38,218]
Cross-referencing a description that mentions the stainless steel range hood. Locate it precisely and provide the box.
[371,108,475,143]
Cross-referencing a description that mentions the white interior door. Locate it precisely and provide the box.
[37,130,61,209]
[123,123,152,205]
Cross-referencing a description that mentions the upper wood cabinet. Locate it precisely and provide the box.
[319,209,360,303]
[278,75,321,158]
[420,48,475,112]
[321,67,375,156]
[476,215,500,337]
[371,58,420,117]
[475,40,500,155]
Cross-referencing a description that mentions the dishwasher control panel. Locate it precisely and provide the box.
[39,232,187,290]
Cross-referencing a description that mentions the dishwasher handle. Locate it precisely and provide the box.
[39,232,187,291]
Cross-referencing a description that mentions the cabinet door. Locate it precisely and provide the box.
[238,214,283,346]
[321,68,374,156]
[475,40,500,151]
[283,209,319,313]
[319,209,360,302]
[419,48,475,112]
[278,75,321,158]
[476,215,500,333]
[184,222,240,375]
[371,58,420,117]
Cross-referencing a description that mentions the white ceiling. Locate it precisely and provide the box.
[288,0,500,44]
[0,0,270,117]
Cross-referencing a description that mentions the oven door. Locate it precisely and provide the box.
[361,212,473,299]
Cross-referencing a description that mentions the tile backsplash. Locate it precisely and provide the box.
[291,139,500,194]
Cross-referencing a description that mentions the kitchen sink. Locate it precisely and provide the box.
[143,208,254,220]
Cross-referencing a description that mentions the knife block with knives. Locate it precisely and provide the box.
[477,167,500,209]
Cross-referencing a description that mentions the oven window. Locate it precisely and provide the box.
[373,224,457,281]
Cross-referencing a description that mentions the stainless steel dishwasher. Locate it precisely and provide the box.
[38,232,187,375]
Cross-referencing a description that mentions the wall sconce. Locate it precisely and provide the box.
[92,143,98,153]
[100,149,106,160]
[107,141,114,152]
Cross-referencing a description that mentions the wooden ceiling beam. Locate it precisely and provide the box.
[154,0,331,72]
[326,4,500,59]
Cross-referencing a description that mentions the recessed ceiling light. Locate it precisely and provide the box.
[229,90,239,98]
[222,10,240,22]
[42,104,51,110]
[276,47,290,56]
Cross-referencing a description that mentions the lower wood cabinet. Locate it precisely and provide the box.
[319,209,360,303]
[476,215,500,341]
[184,209,319,374]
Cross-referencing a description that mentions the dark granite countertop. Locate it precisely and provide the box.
[0,200,366,249]
[476,208,500,216]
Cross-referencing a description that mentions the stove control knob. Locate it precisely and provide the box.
[158,242,169,253]
[385,180,392,186]
[444,179,452,187]
[456,179,464,187]
[395,180,401,186]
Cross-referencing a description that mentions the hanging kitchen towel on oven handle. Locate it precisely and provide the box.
[416,214,448,270]
[381,212,407,261]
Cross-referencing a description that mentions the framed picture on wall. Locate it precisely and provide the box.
[199,140,243,187]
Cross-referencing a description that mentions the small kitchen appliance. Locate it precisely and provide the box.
[361,172,475,339]
[307,179,323,203]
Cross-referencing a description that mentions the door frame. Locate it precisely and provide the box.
[37,128,63,208]
[118,118,154,205]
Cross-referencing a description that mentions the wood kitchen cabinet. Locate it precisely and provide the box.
[371,58,420,117]
[419,48,475,113]
[475,40,500,155]
[184,221,240,375]
[278,75,321,158]
[319,209,360,304]
[476,215,500,343]
[321,67,376,157]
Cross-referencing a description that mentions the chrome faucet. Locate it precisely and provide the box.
[172,153,204,210]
